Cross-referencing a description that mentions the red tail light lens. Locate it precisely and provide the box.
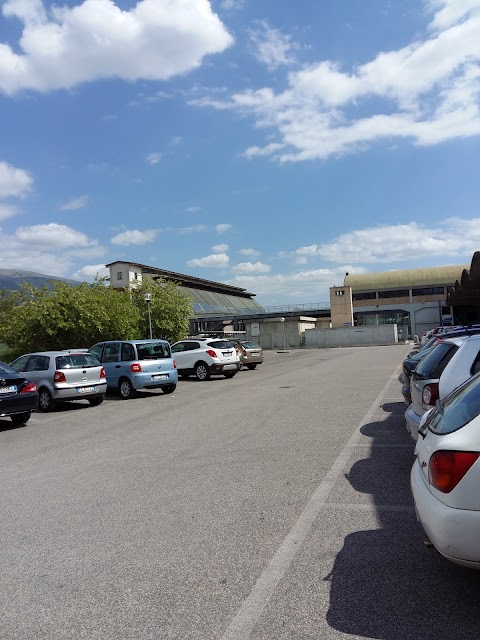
[54,371,66,383]
[429,450,480,493]
[130,363,142,372]
[206,349,217,358]
[21,382,37,393]
[241,348,247,356]
[100,367,106,379]
[173,360,177,369]
[422,383,439,406]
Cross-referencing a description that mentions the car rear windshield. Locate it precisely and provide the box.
[428,373,480,435]
[135,342,171,359]
[414,342,459,380]
[56,354,100,369]
[207,341,234,349]
[241,341,261,349]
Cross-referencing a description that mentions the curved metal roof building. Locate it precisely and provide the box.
[344,264,468,292]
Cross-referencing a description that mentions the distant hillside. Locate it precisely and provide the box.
[0,269,80,291]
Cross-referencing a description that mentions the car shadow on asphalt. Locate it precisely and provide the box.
[325,401,480,640]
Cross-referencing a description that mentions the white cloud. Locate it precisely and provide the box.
[194,2,480,161]
[212,243,229,253]
[15,222,98,247]
[111,229,159,245]
[59,195,88,211]
[0,223,104,276]
[216,223,232,234]
[227,265,365,301]
[177,224,207,233]
[187,253,229,268]
[232,261,271,273]
[305,218,480,264]
[0,0,233,95]
[220,0,244,9]
[186,206,201,213]
[146,152,162,165]
[0,203,19,220]
[248,20,298,70]
[0,161,33,198]
[72,263,109,281]
[238,248,260,257]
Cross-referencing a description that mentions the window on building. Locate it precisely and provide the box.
[352,292,377,301]
[133,272,139,280]
[117,272,123,281]
[378,289,410,299]
[412,287,445,296]
[335,290,345,296]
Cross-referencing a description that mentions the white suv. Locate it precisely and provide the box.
[171,339,240,381]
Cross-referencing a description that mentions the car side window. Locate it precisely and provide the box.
[104,343,121,362]
[472,351,480,375]
[171,343,185,353]
[89,344,103,362]
[186,342,200,351]
[122,343,135,361]
[10,355,31,372]
[26,356,49,372]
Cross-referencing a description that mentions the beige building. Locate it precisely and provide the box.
[330,264,467,339]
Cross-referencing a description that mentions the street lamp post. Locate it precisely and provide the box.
[144,293,153,339]
[279,316,289,352]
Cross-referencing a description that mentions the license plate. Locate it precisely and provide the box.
[250,352,259,356]
[0,385,17,394]
[152,374,168,381]
[77,386,96,393]
[223,364,237,370]
[222,351,233,356]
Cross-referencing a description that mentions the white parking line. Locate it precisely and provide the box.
[220,367,400,640]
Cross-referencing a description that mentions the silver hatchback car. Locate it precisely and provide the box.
[10,351,107,412]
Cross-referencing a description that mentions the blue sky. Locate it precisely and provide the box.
[1,0,480,306]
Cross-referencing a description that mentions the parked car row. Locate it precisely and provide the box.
[0,337,264,425]
[399,326,480,570]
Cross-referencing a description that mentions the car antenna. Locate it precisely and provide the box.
[453,316,472,336]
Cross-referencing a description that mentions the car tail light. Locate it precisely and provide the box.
[422,383,439,406]
[241,348,247,356]
[54,371,66,383]
[206,349,217,358]
[173,360,177,369]
[429,450,480,493]
[130,363,142,372]
[100,367,106,379]
[21,382,37,393]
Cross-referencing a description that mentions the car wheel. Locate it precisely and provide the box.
[224,371,237,379]
[119,377,136,399]
[162,384,176,394]
[10,411,31,426]
[38,388,56,412]
[88,396,104,407]
[246,364,257,370]
[195,362,211,381]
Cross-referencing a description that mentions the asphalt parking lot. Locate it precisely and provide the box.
[2,345,480,640]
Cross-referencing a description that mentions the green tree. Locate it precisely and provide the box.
[2,279,142,359]
[132,276,193,343]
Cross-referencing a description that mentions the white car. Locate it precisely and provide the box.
[406,334,480,441]
[411,373,480,569]
[171,338,240,381]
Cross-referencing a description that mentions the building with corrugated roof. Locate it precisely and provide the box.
[106,260,265,334]
[329,264,467,338]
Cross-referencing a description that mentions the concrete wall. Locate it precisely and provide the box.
[329,286,354,328]
[244,317,316,349]
[305,325,399,348]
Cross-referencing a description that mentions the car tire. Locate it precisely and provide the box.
[195,362,211,381]
[119,377,136,399]
[224,371,237,379]
[246,364,257,370]
[162,384,176,394]
[88,396,104,407]
[10,411,31,426]
[38,388,56,412]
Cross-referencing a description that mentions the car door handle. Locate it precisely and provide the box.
[115,365,121,368]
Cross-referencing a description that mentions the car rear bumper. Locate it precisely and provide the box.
[53,380,108,400]
[0,394,38,416]
[131,371,178,390]
[405,404,421,441]
[411,460,480,569]
[209,362,240,374]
